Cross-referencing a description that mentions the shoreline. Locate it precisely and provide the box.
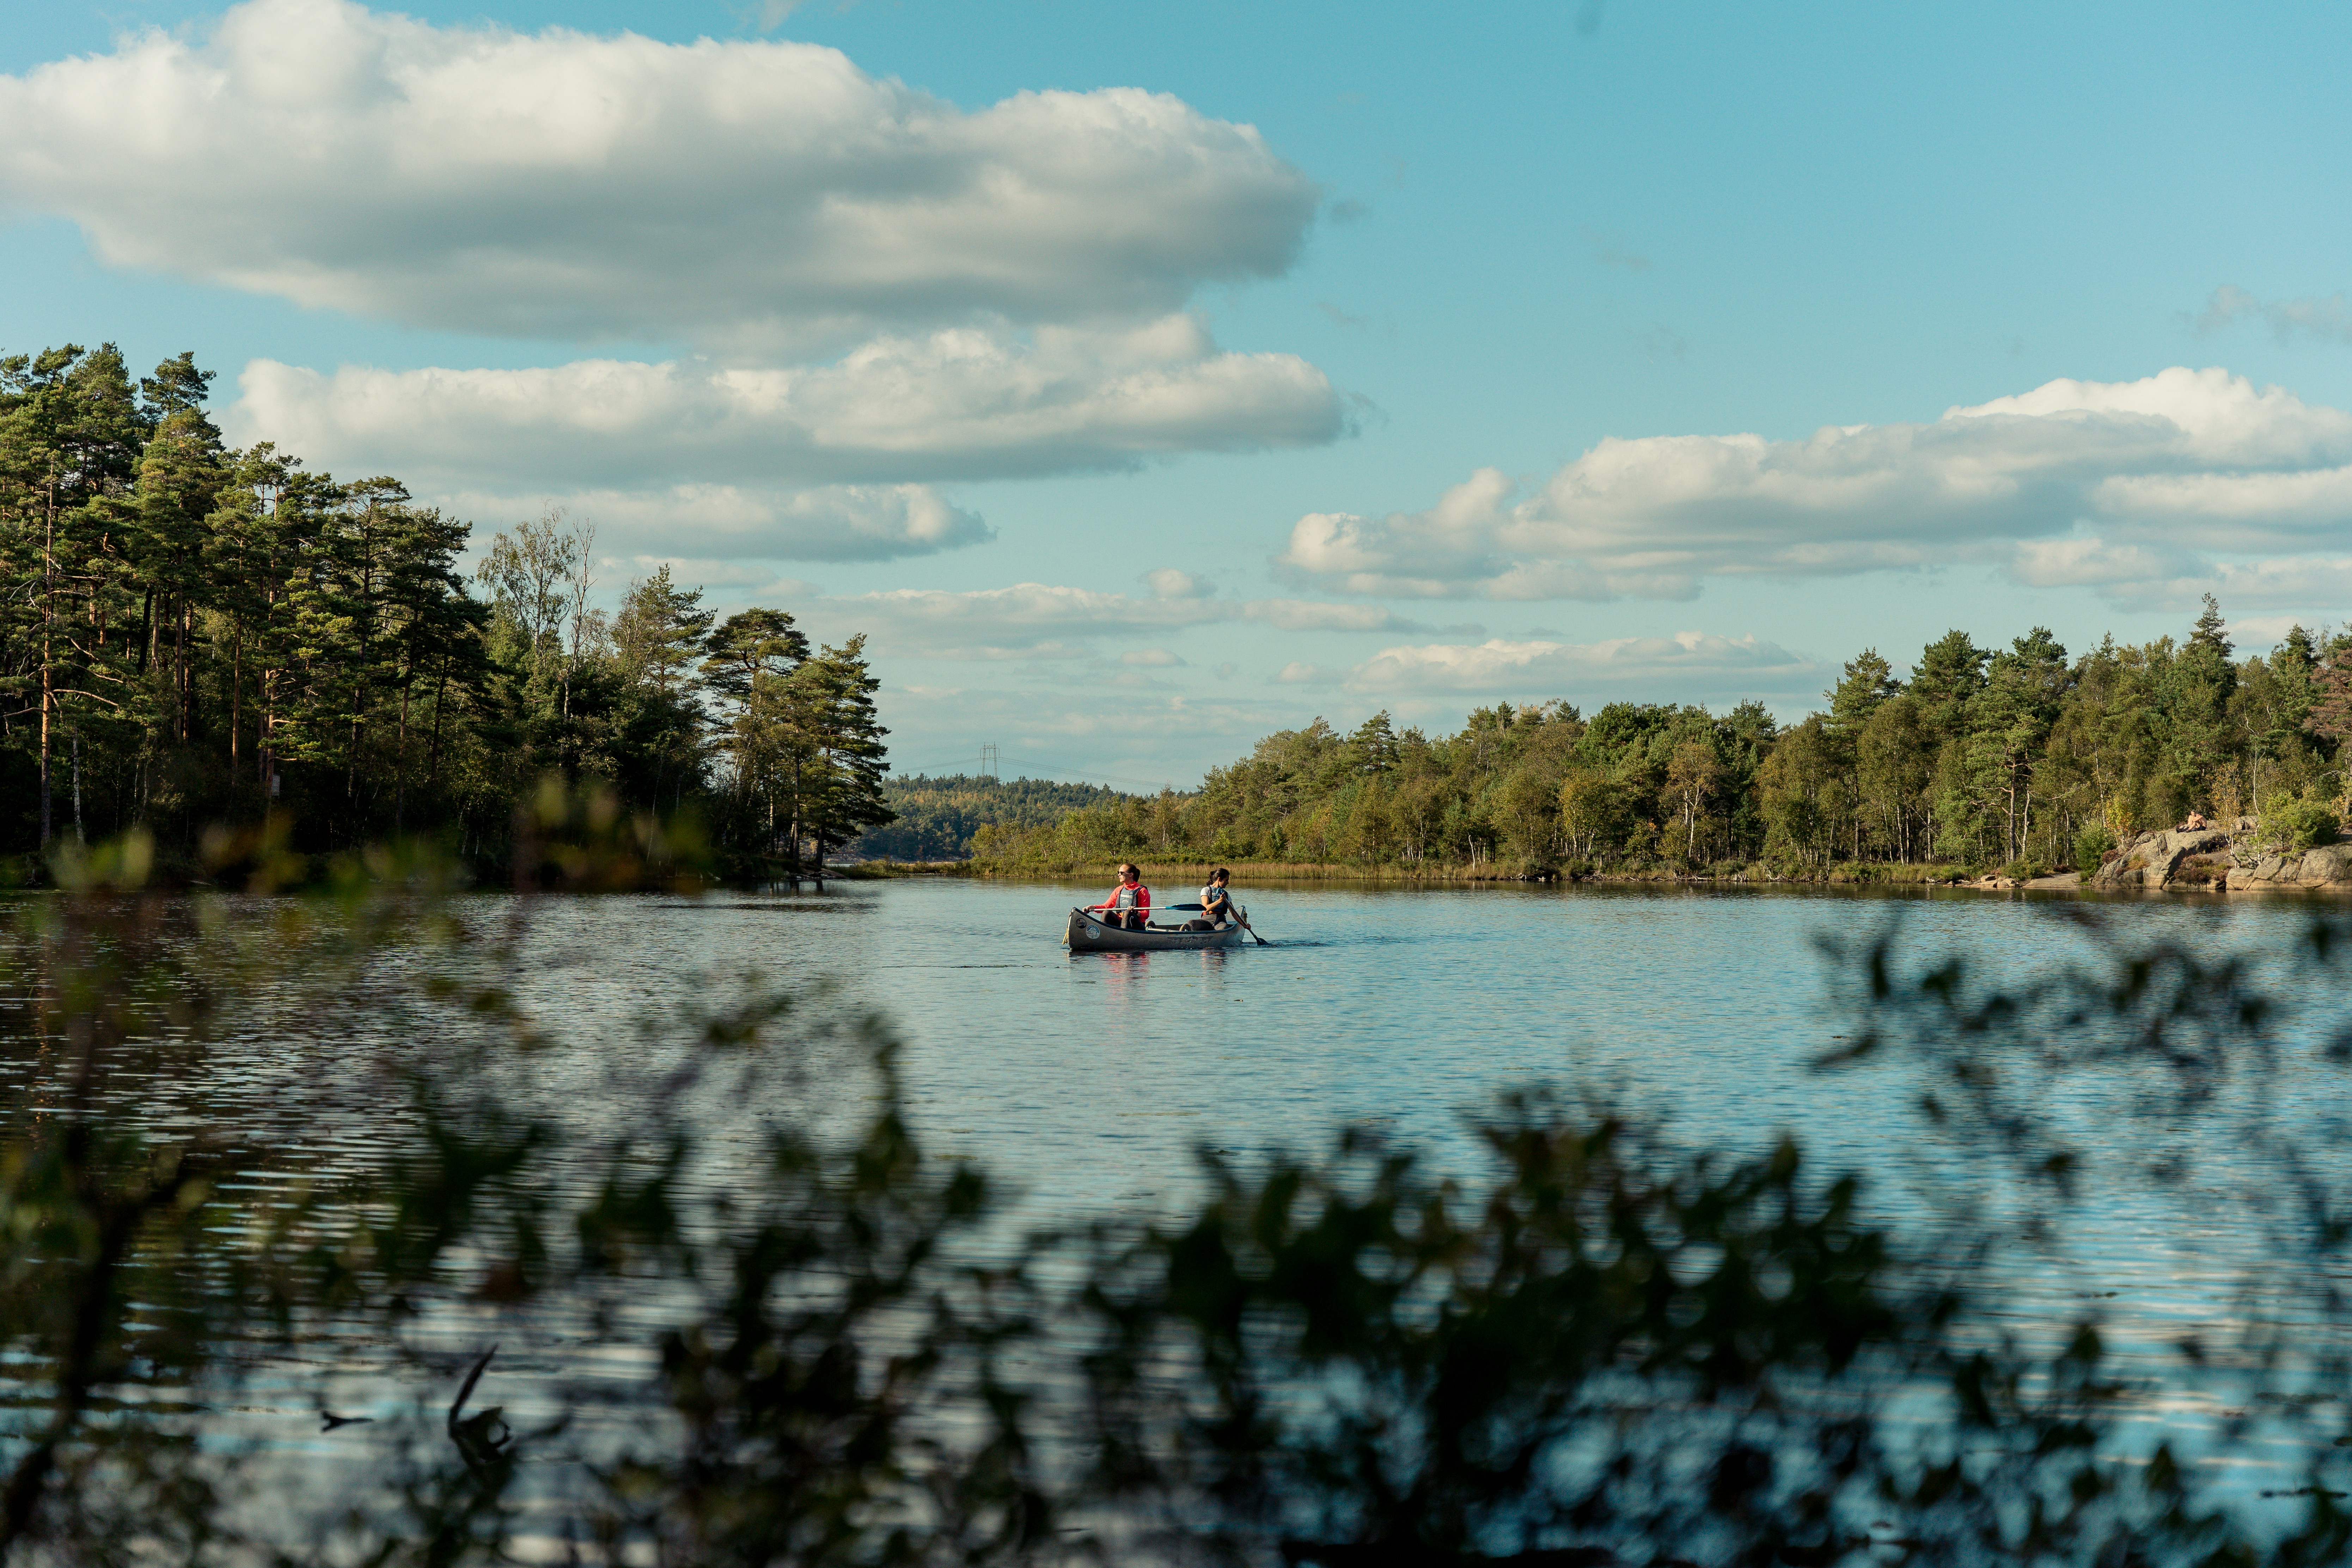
[850,858,2352,897]
[854,859,2121,892]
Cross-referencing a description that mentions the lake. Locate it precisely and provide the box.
[10,874,2351,1540]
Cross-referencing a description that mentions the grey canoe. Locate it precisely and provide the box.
[1064,907,1247,952]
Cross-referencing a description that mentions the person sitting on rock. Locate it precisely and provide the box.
[2183,810,2209,831]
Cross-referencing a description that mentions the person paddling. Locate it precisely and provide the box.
[1198,867,1243,932]
[1089,863,1151,930]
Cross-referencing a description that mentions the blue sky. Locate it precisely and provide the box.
[7,0,2351,788]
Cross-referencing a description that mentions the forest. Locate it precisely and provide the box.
[0,343,893,877]
[849,775,1128,861]
[972,602,2352,879]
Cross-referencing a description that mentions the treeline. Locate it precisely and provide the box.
[0,342,893,873]
[975,600,2350,877]
[850,774,1125,861]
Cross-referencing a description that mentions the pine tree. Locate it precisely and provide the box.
[777,636,894,872]
[1825,649,1900,738]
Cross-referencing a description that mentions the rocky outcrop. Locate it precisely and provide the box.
[2225,843,2352,891]
[2091,828,2232,890]
[2087,824,2352,891]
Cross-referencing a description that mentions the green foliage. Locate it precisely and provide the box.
[977,605,2344,880]
[2261,788,2341,853]
[14,845,2352,1560]
[853,775,1126,861]
[0,340,894,878]
[2072,822,2115,870]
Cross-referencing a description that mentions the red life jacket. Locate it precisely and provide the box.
[1092,881,1150,914]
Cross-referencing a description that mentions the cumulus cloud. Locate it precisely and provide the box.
[442,482,990,563]
[1346,632,1817,697]
[0,0,1319,350]
[1278,367,2352,601]
[225,316,1343,490]
[802,581,1437,659]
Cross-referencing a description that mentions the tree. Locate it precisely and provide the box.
[2166,594,2240,796]
[1970,628,2071,864]
[1557,766,1616,859]
[1759,718,1835,868]
[701,608,809,709]
[0,344,147,844]
[1663,737,1721,862]
[1855,695,1933,862]
[1496,768,1557,862]
[1910,629,1988,736]
[762,635,894,872]
[476,509,578,682]
[1349,710,1401,775]
[1825,648,1900,739]
[613,565,714,700]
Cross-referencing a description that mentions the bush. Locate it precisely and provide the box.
[2261,789,2341,853]
[2073,823,2115,870]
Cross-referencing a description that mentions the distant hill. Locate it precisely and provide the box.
[850,775,1135,861]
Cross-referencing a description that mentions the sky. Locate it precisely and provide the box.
[6,0,2352,790]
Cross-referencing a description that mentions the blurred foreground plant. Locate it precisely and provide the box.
[5,832,2352,1565]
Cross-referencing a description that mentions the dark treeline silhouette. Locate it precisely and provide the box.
[978,600,2349,877]
[0,343,892,874]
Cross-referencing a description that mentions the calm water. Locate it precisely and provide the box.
[12,876,2352,1520]
[496,877,2315,1211]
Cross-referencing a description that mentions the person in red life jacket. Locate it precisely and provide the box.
[1089,863,1151,930]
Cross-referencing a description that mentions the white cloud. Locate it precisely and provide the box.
[0,0,1319,350]
[1241,600,1431,632]
[1277,368,2352,601]
[225,316,1343,491]
[1272,662,1345,685]
[1120,648,1186,667]
[1143,568,1213,599]
[440,481,990,563]
[2008,538,2352,615]
[801,581,1436,659]
[1346,632,1817,698]
[2006,538,2194,590]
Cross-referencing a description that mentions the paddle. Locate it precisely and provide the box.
[1160,903,1268,944]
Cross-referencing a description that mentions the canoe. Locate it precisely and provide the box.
[1064,907,1247,952]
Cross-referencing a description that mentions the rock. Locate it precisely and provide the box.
[2313,845,2352,882]
[2227,841,2352,890]
[2091,828,2233,890]
[2022,871,2081,890]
